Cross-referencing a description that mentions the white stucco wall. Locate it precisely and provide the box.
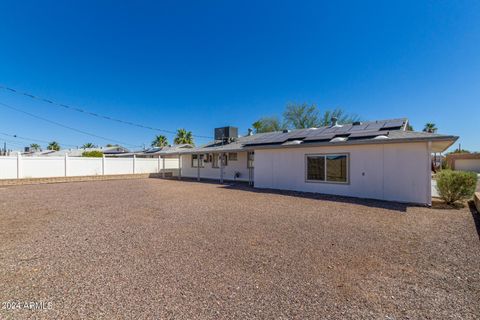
[180,152,250,181]
[254,142,431,205]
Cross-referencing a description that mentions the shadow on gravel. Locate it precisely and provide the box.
[468,201,480,240]
[218,182,410,213]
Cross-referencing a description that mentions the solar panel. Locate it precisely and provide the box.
[303,133,336,141]
[348,123,369,132]
[382,119,405,130]
[365,122,384,131]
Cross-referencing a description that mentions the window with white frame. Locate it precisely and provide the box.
[191,154,204,168]
[306,154,348,183]
[228,152,238,161]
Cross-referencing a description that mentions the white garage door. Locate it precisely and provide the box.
[456,159,480,173]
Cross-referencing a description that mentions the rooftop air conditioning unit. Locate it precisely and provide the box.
[214,126,238,141]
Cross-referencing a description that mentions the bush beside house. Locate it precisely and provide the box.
[436,170,477,204]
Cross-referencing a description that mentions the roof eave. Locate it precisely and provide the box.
[244,135,459,151]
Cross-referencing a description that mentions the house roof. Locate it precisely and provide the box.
[144,144,193,155]
[27,146,129,157]
[158,118,458,155]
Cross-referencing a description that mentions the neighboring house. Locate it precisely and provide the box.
[446,153,480,173]
[111,144,193,158]
[25,146,129,157]
[160,118,457,205]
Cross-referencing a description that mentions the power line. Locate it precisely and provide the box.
[0,101,142,148]
[0,131,77,148]
[0,84,213,140]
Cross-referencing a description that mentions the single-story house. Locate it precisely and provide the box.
[445,153,480,173]
[157,118,457,205]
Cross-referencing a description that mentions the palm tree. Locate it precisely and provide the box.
[174,129,194,145]
[82,142,97,149]
[29,143,41,151]
[151,135,169,147]
[47,141,60,151]
[423,123,437,133]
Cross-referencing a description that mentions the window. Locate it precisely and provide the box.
[247,152,254,168]
[191,154,204,168]
[306,154,348,183]
[212,154,219,168]
[228,152,238,161]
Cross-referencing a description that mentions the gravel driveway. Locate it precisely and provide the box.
[1,179,479,319]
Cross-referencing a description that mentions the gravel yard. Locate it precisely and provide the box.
[1,178,479,319]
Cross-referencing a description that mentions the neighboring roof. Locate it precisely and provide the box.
[446,152,480,160]
[27,146,129,157]
[144,144,193,155]
[110,144,194,157]
[171,118,458,154]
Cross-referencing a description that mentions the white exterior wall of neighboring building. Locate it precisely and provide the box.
[180,152,250,181]
[455,159,480,173]
[253,142,431,205]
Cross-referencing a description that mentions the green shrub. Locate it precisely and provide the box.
[436,170,477,204]
[82,150,103,158]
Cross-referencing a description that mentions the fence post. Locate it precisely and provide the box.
[157,156,161,174]
[64,154,69,177]
[17,153,22,179]
[102,155,106,175]
[133,154,136,174]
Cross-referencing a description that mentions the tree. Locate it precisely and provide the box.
[406,123,414,131]
[174,129,194,145]
[449,149,471,154]
[283,103,320,129]
[151,135,169,147]
[423,123,437,133]
[252,117,286,133]
[318,108,360,127]
[252,105,359,133]
[82,142,97,149]
[29,143,41,151]
[47,141,60,151]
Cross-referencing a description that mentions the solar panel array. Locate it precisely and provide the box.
[244,119,404,146]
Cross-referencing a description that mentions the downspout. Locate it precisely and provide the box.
[427,141,432,206]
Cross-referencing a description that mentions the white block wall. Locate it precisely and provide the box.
[254,142,431,205]
[0,156,179,179]
[180,152,250,181]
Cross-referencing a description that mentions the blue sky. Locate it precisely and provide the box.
[0,0,479,151]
